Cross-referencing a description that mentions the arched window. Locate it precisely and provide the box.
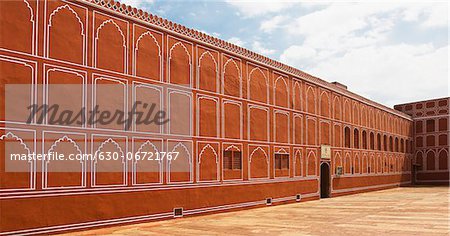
[426,151,436,170]
[198,51,218,92]
[439,149,448,170]
[394,137,399,152]
[135,31,161,80]
[223,58,241,97]
[426,119,435,132]
[383,135,387,151]
[416,152,423,171]
[353,128,359,149]
[249,147,269,179]
[439,117,448,131]
[415,120,423,133]
[248,68,268,103]
[0,0,35,54]
[168,142,192,183]
[400,139,404,153]
[306,86,316,114]
[95,20,127,73]
[377,133,381,150]
[370,132,375,150]
[362,130,367,149]
[169,42,191,86]
[344,127,351,148]
[48,5,85,64]
[389,136,393,152]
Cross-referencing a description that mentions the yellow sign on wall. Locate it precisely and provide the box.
[321,145,331,159]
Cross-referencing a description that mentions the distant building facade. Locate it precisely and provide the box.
[395,98,449,185]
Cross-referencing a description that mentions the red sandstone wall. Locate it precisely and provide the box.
[395,98,449,185]
[0,0,412,234]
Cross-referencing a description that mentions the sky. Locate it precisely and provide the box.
[119,0,448,107]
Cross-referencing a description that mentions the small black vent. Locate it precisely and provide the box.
[296,194,301,202]
[174,208,183,217]
[266,198,272,205]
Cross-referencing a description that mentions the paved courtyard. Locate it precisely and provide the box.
[65,186,449,236]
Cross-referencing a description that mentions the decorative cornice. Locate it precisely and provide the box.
[79,0,411,120]
[394,97,450,107]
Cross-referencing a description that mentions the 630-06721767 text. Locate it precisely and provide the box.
[9,151,180,162]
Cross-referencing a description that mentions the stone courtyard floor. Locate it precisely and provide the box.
[64,186,449,235]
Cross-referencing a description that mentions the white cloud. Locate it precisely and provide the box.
[305,44,448,107]
[118,0,155,10]
[226,0,296,18]
[400,2,448,28]
[420,3,448,28]
[260,15,289,33]
[286,3,398,52]
[252,41,276,56]
[197,29,221,38]
[228,37,246,47]
[280,45,316,66]
[280,3,447,58]
[118,0,154,8]
[277,2,448,105]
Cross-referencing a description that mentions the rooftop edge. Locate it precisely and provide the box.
[80,0,413,120]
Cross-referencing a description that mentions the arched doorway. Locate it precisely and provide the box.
[320,162,330,198]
